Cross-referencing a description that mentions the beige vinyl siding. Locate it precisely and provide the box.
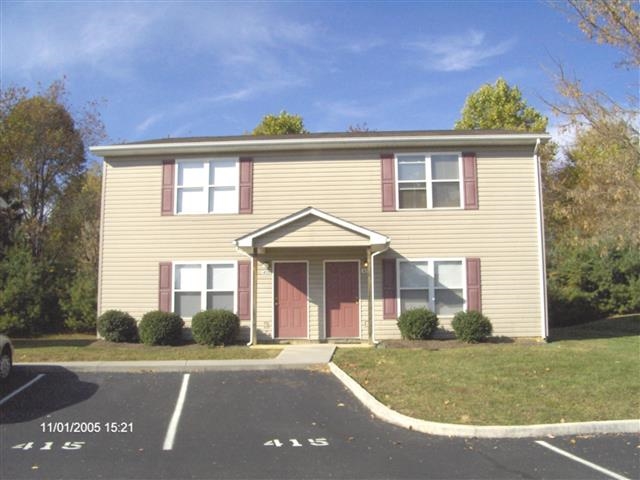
[255,216,369,248]
[100,145,542,338]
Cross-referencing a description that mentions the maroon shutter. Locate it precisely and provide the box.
[161,160,175,216]
[462,152,478,210]
[237,260,251,320]
[381,154,396,211]
[466,258,482,312]
[239,157,253,214]
[382,258,397,319]
[159,262,172,312]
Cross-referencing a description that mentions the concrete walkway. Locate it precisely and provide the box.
[16,344,337,373]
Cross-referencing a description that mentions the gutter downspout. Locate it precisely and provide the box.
[533,138,549,340]
[370,244,390,345]
[96,160,107,339]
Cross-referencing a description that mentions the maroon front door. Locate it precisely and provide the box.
[274,262,308,338]
[325,261,360,338]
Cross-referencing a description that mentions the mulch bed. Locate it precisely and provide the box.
[377,336,539,350]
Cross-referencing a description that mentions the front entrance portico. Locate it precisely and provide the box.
[234,207,390,344]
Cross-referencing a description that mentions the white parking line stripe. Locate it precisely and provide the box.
[0,373,46,406]
[162,373,190,451]
[535,440,630,480]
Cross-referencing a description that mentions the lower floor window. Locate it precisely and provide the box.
[174,262,235,317]
[398,259,464,315]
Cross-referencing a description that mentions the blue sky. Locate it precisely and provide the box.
[1,1,637,146]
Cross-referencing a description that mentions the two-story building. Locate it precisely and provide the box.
[90,130,550,343]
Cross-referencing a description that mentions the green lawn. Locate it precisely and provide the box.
[12,334,281,362]
[333,315,640,426]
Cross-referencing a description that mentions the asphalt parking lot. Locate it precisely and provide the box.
[1,368,638,480]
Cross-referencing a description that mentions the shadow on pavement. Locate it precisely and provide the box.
[0,366,99,425]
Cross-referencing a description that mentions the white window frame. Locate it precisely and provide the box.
[396,258,467,316]
[395,152,464,210]
[175,158,239,215]
[172,261,238,319]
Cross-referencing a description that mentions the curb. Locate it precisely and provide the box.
[328,362,640,439]
[15,361,327,373]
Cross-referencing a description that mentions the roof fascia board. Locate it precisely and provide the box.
[91,133,551,158]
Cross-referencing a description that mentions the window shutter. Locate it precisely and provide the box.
[161,160,175,216]
[237,260,251,320]
[466,258,482,312]
[159,262,172,312]
[239,157,253,214]
[382,258,397,319]
[380,154,396,212]
[462,152,478,210]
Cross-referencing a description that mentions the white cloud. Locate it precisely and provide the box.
[341,39,386,54]
[2,4,157,77]
[136,113,164,133]
[203,88,256,104]
[2,3,319,89]
[408,30,515,72]
[315,100,372,119]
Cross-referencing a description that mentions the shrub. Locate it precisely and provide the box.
[451,310,493,343]
[547,240,640,327]
[397,308,439,340]
[138,310,184,346]
[0,244,62,335]
[61,267,97,333]
[191,309,240,346]
[97,310,138,343]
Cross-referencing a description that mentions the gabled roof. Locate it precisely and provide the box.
[90,129,550,158]
[234,207,390,249]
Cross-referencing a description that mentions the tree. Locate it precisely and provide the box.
[347,122,371,132]
[0,80,105,334]
[252,110,308,135]
[454,78,548,132]
[544,0,640,325]
[546,121,639,246]
[546,0,640,248]
[0,189,22,259]
[558,0,640,68]
[0,81,104,257]
[53,165,102,331]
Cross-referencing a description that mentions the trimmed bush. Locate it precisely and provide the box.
[451,310,492,343]
[397,308,439,340]
[191,309,240,346]
[138,310,184,346]
[97,310,138,343]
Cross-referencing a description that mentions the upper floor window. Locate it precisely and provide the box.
[176,159,238,214]
[396,153,462,209]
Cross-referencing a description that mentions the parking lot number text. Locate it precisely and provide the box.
[264,438,329,448]
[12,442,85,451]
